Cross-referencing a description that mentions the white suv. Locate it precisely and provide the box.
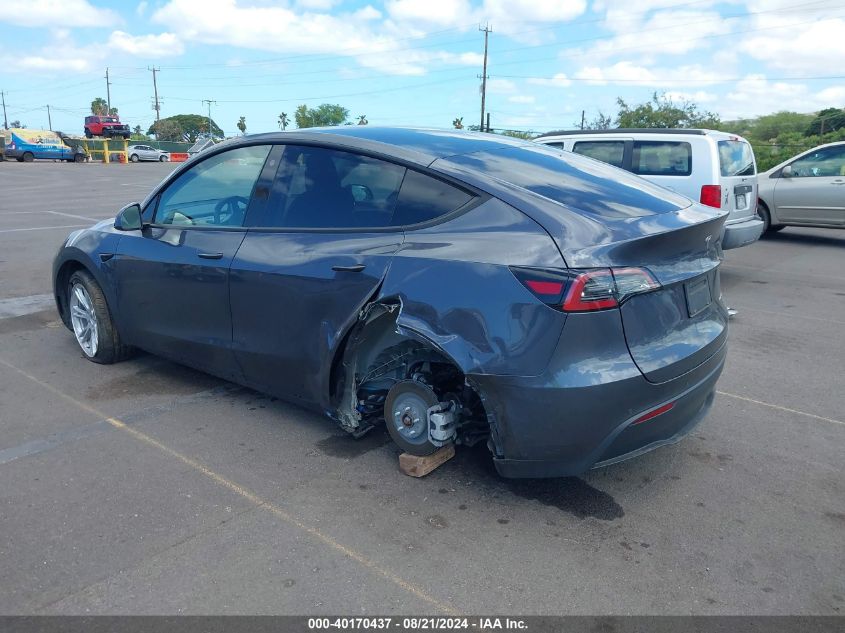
[535,129,764,250]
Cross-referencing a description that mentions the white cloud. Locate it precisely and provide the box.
[136,1,149,17]
[527,73,571,88]
[740,16,845,74]
[108,31,185,57]
[487,78,516,93]
[508,94,536,104]
[571,61,725,87]
[7,55,91,72]
[151,0,483,75]
[0,0,120,27]
[721,75,843,119]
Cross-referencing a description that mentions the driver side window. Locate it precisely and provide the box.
[789,146,845,178]
[154,145,271,227]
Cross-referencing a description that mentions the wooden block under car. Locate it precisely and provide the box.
[399,445,455,477]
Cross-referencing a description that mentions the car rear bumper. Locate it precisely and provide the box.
[722,215,764,250]
[469,310,727,478]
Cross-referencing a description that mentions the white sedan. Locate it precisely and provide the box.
[127,145,170,162]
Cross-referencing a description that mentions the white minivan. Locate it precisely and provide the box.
[535,129,764,250]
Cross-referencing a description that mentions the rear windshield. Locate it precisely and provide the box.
[442,144,690,219]
[718,140,756,176]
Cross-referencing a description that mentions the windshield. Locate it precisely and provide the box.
[718,140,756,176]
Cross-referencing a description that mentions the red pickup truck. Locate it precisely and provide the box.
[84,115,130,139]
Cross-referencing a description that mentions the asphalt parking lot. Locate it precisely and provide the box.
[0,161,842,616]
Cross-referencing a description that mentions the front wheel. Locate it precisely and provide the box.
[129,154,139,162]
[22,152,34,162]
[67,270,133,364]
[159,155,167,162]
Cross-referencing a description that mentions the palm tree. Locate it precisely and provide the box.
[237,116,247,135]
[357,115,368,125]
[452,117,463,130]
[278,112,289,130]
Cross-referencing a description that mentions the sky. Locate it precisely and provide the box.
[0,0,843,137]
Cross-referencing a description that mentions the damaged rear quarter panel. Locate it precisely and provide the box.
[381,198,568,377]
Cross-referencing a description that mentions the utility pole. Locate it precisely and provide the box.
[478,23,492,132]
[46,105,52,130]
[1,91,8,129]
[580,110,585,130]
[486,112,491,134]
[149,66,161,121]
[202,99,216,137]
[104,68,112,113]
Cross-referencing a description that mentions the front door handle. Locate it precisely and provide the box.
[332,264,366,273]
[198,252,224,260]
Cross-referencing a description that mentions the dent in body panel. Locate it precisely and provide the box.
[382,198,568,378]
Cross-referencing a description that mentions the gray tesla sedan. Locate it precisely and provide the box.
[52,127,729,478]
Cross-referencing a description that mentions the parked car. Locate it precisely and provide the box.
[756,141,845,232]
[84,115,130,139]
[128,145,170,162]
[52,128,729,478]
[4,128,87,162]
[535,129,764,250]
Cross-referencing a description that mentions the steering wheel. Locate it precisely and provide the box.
[214,195,249,225]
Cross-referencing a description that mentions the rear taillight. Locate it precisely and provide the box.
[563,270,617,311]
[700,184,722,208]
[511,266,661,312]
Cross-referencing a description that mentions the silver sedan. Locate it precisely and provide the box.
[127,145,170,162]
[757,141,845,232]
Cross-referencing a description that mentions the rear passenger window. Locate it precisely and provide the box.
[572,141,625,168]
[632,141,691,176]
[391,170,473,226]
[264,145,406,229]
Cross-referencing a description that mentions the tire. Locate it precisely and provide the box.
[84,130,93,139]
[67,269,133,364]
[159,155,167,162]
[22,152,34,162]
[757,200,785,235]
[74,153,85,163]
[384,380,440,456]
[129,154,139,162]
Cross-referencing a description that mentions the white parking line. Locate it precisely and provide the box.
[732,304,845,327]
[0,224,87,234]
[717,390,845,426]
[0,294,55,319]
[44,210,101,222]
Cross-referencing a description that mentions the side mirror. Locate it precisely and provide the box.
[781,165,793,178]
[114,203,143,231]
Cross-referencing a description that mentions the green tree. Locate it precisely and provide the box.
[133,124,142,135]
[748,111,812,141]
[452,117,463,129]
[615,92,719,128]
[9,120,23,128]
[237,116,247,135]
[147,114,223,142]
[357,114,368,125]
[806,107,845,136]
[294,103,349,128]
[581,111,612,130]
[278,112,289,130]
[91,97,117,116]
[500,129,534,139]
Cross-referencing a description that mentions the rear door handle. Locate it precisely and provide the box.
[332,264,366,273]
[198,252,224,260]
